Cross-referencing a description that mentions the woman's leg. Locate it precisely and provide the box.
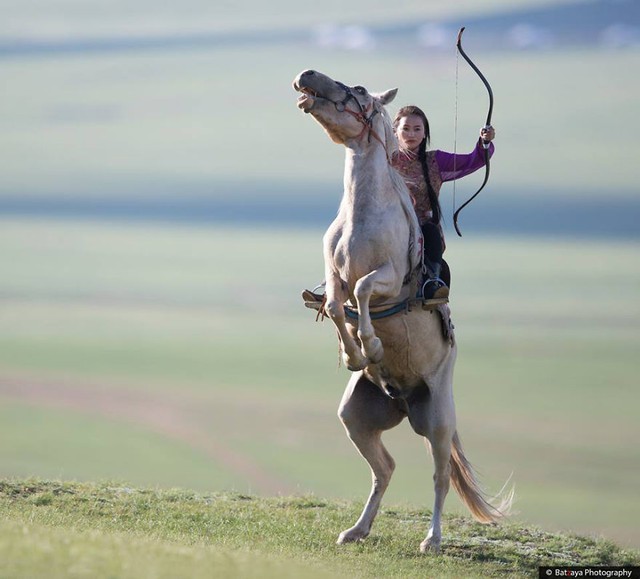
[421,222,449,300]
[422,222,443,270]
[441,259,451,290]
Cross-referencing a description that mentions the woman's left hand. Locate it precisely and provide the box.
[480,125,495,143]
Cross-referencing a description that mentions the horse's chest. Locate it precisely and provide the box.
[331,229,389,267]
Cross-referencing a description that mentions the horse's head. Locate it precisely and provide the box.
[293,69,397,146]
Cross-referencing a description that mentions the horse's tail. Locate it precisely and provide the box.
[450,431,514,524]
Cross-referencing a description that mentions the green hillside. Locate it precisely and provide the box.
[1,479,638,579]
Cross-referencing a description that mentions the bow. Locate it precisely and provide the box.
[453,27,494,237]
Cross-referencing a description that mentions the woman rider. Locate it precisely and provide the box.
[392,105,495,299]
[303,104,495,305]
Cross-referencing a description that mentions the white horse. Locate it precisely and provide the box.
[293,69,512,553]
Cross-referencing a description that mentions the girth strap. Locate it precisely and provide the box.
[344,300,410,321]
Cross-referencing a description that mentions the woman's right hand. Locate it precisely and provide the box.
[480,125,495,143]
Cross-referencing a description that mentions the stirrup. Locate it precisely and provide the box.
[420,278,449,310]
[420,277,449,301]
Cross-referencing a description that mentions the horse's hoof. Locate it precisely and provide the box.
[343,352,368,371]
[337,527,369,544]
[420,537,441,554]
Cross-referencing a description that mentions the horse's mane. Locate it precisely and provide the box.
[375,102,415,205]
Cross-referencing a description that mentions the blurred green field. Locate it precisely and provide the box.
[0,217,638,548]
[1,40,638,199]
[0,0,582,40]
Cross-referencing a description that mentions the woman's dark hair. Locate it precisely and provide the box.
[393,105,441,224]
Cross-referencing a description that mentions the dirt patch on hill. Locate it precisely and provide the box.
[0,372,294,495]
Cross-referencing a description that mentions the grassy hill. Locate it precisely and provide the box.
[2,479,638,579]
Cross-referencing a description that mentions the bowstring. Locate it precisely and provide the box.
[453,38,460,227]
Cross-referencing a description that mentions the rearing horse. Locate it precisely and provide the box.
[293,69,512,553]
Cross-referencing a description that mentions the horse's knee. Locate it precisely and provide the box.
[325,299,344,320]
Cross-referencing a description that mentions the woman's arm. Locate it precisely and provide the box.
[435,138,495,183]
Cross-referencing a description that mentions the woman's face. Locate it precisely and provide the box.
[396,114,426,152]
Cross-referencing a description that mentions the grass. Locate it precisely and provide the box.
[0,523,327,579]
[1,479,638,579]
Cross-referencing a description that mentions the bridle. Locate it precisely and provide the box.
[330,81,388,155]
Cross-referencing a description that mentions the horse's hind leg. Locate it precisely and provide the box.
[337,372,405,544]
[407,357,456,553]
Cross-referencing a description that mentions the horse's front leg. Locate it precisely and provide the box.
[325,273,368,371]
[353,265,402,364]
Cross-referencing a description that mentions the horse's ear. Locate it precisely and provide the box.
[376,88,398,105]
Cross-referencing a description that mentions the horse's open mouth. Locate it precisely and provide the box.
[295,83,322,113]
[295,85,319,97]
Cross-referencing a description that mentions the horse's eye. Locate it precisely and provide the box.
[354,86,367,95]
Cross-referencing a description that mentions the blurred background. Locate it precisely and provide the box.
[1,0,638,548]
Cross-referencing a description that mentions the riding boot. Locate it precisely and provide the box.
[421,259,449,301]
[302,281,326,310]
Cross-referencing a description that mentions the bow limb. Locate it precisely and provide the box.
[453,26,494,237]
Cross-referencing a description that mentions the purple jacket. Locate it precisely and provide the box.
[392,139,495,227]
[435,139,495,182]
